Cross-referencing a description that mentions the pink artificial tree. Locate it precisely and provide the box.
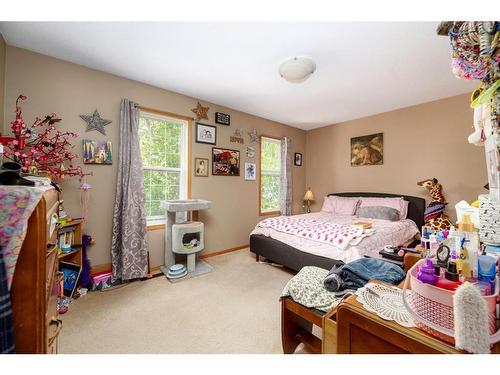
[0,95,91,180]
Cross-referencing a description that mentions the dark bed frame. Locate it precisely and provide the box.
[250,192,425,272]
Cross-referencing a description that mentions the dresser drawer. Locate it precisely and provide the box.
[44,189,59,245]
[46,270,61,354]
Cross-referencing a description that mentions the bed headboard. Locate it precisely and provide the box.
[327,192,426,229]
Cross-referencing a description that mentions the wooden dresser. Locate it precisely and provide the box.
[10,188,61,354]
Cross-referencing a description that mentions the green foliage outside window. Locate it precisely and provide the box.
[139,114,184,219]
[260,138,281,212]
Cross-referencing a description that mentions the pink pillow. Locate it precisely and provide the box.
[320,196,335,213]
[331,196,360,215]
[358,197,408,220]
[399,200,409,220]
[321,196,359,215]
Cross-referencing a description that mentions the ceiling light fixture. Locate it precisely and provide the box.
[279,56,316,83]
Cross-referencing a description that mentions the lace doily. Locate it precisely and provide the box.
[355,282,415,328]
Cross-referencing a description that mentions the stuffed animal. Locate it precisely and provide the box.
[417,178,452,231]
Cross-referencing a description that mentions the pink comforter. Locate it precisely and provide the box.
[251,212,420,264]
[257,216,371,250]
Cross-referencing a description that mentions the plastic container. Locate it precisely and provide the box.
[402,259,500,345]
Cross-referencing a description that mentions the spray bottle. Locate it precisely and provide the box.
[457,214,479,278]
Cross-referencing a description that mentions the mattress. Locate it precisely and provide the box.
[250,212,419,264]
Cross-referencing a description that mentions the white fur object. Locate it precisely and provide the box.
[453,282,490,353]
[468,103,493,146]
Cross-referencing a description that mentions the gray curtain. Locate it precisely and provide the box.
[280,137,293,216]
[111,99,149,280]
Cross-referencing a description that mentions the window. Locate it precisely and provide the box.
[260,136,281,215]
[139,110,189,223]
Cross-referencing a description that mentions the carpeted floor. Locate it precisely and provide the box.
[58,249,305,354]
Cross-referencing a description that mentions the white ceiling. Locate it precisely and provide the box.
[0,22,475,130]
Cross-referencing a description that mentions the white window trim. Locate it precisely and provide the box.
[260,136,282,214]
[139,111,189,225]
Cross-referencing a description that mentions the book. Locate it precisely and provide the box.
[352,221,372,229]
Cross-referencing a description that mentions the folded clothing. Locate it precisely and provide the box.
[281,266,343,312]
[323,257,405,296]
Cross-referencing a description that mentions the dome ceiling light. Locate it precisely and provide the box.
[279,56,316,83]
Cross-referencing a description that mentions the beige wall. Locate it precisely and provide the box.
[0,33,5,129]
[3,46,306,268]
[306,94,487,222]
[4,44,484,269]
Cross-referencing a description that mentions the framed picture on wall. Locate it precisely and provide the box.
[244,162,256,180]
[194,158,209,177]
[350,133,383,166]
[212,147,240,176]
[294,153,302,166]
[82,139,113,164]
[196,123,217,145]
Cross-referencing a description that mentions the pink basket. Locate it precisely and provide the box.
[402,259,500,345]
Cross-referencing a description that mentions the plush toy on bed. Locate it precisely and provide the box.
[417,178,452,231]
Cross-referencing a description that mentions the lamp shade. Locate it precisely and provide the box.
[303,188,315,202]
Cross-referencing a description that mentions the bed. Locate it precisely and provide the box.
[249,192,425,272]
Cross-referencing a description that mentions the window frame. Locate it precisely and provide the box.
[139,107,192,229]
[259,135,282,216]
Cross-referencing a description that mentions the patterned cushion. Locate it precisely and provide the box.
[357,206,401,221]
[281,266,342,312]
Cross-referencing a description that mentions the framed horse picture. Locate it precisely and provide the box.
[350,133,383,166]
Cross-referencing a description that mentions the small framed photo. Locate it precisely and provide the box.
[194,158,209,177]
[294,152,302,166]
[83,139,113,164]
[215,112,230,126]
[196,123,217,145]
[244,162,256,180]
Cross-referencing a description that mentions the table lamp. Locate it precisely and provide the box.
[303,187,315,213]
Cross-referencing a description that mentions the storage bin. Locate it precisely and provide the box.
[479,194,500,244]
[402,259,500,345]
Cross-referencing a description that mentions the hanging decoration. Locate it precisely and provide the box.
[248,128,259,142]
[446,22,497,81]
[437,21,500,202]
[79,109,112,135]
[246,146,255,158]
[80,181,92,228]
[191,102,209,121]
[230,128,244,144]
[0,95,90,180]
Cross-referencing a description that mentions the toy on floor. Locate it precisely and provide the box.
[80,234,94,289]
[57,296,71,314]
[417,178,452,231]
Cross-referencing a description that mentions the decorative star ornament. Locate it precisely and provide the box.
[80,109,112,135]
[248,129,259,142]
[191,102,209,121]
